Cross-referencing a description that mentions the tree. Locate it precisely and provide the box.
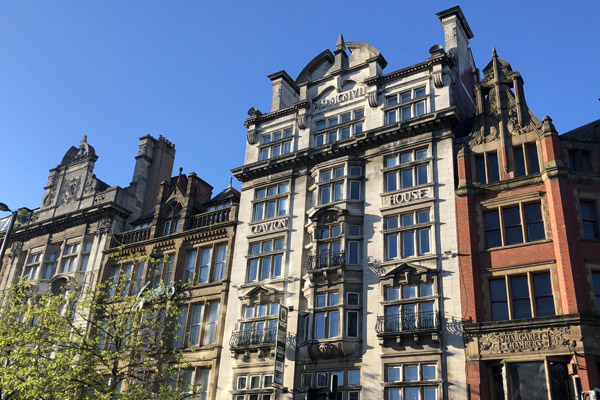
[0,253,195,400]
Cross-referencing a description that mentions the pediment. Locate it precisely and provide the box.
[240,284,281,301]
[379,262,437,285]
[308,206,348,224]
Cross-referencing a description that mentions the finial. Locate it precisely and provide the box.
[229,176,233,188]
[81,135,87,144]
[179,167,183,176]
[492,46,498,58]
[336,34,346,51]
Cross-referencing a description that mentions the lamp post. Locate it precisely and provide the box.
[0,203,32,265]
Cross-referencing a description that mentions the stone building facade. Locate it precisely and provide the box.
[217,7,477,400]
[101,172,240,398]
[0,134,175,299]
[455,48,600,398]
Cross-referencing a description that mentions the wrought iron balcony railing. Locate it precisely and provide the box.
[229,327,277,349]
[375,310,440,334]
[307,251,345,270]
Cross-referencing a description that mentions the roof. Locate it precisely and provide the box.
[205,186,240,205]
[561,119,600,141]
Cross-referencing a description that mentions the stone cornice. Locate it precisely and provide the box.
[364,55,452,86]
[243,101,311,128]
[463,313,600,334]
[233,107,461,182]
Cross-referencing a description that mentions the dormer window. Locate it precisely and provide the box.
[163,203,182,235]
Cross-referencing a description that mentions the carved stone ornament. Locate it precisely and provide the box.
[9,241,23,258]
[368,92,378,108]
[84,173,95,194]
[297,115,306,130]
[96,217,113,235]
[138,143,147,156]
[247,129,259,145]
[60,177,81,205]
[94,193,106,204]
[433,72,444,88]
[43,187,56,207]
[478,326,571,355]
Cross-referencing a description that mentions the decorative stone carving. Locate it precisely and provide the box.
[43,187,56,207]
[9,241,23,258]
[84,173,95,194]
[297,115,306,130]
[433,72,444,88]
[478,326,571,355]
[94,193,106,204]
[247,129,259,145]
[60,177,81,205]
[250,217,288,235]
[368,92,378,108]
[96,217,113,235]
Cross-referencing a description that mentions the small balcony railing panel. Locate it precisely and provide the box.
[307,251,345,270]
[375,311,440,334]
[112,226,151,247]
[229,327,277,349]
[191,207,231,229]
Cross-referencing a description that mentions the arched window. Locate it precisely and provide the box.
[163,203,182,236]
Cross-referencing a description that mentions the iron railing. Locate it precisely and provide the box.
[375,310,440,334]
[229,327,277,348]
[307,251,345,270]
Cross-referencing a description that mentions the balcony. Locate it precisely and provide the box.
[112,226,151,246]
[191,207,232,229]
[307,251,345,271]
[376,311,441,344]
[229,327,277,350]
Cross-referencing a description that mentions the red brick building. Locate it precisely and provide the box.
[455,49,600,399]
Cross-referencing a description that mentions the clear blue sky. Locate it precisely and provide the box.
[1,1,598,212]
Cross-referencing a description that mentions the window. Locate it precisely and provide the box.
[513,142,540,177]
[384,148,429,192]
[42,252,58,280]
[385,210,431,260]
[581,200,599,239]
[252,183,289,221]
[174,300,220,348]
[152,254,175,287]
[383,283,436,332]
[313,109,364,146]
[235,373,274,399]
[593,272,600,312]
[313,163,364,206]
[163,203,182,235]
[79,242,93,271]
[475,151,500,184]
[568,149,593,173]
[489,272,554,321]
[24,252,42,280]
[236,302,279,346]
[483,202,545,248]
[314,292,339,339]
[106,261,146,298]
[387,363,438,400]
[60,243,80,273]
[247,238,284,282]
[183,243,228,284]
[259,128,293,160]
[385,87,427,125]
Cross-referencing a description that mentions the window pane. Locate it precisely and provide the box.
[386,110,396,125]
[348,241,360,265]
[489,152,500,182]
[402,231,415,257]
[253,203,264,221]
[315,134,324,146]
[385,171,397,192]
[415,100,425,116]
[260,257,271,280]
[334,182,344,201]
[514,147,526,177]
[278,197,287,216]
[347,292,360,305]
[386,96,398,106]
[419,228,430,254]
[341,113,351,123]
[400,152,413,164]
[273,255,282,277]
[389,389,401,400]
[316,295,326,308]
[320,186,331,204]
[350,181,361,200]
[533,273,555,317]
[402,214,414,226]
[386,156,398,168]
[527,143,540,173]
[507,362,548,399]
[315,313,326,339]
[329,311,339,338]
[404,365,418,381]
[388,366,400,382]
[525,203,545,241]
[417,164,428,185]
[511,276,532,319]
[504,207,523,245]
[386,217,399,229]
[476,156,487,184]
[420,282,434,297]
[581,201,599,239]
[484,210,502,248]
[417,211,430,223]
[348,370,360,385]
[403,285,417,299]
[401,169,413,188]
[349,225,361,236]
[424,387,438,400]
[327,131,337,143]
[248,259,258,282]
[387,234,398,260]
[401,92,412,102]
[347,311,358,337]
[490,279,509,321]
[423,364,436,380]
[401,106,411,120]
[387,287,400,300]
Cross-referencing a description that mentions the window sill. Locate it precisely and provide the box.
[483,238,552,252]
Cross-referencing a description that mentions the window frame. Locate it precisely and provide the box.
[384,86,428,125]
[247,238,285,283]
[313,109,365,147]
[384,209,432,261]
[252,183,290,222]
[183,242,229,285]
[482,201,546,249]
[383,147,430,193]
[258,127,293,161]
